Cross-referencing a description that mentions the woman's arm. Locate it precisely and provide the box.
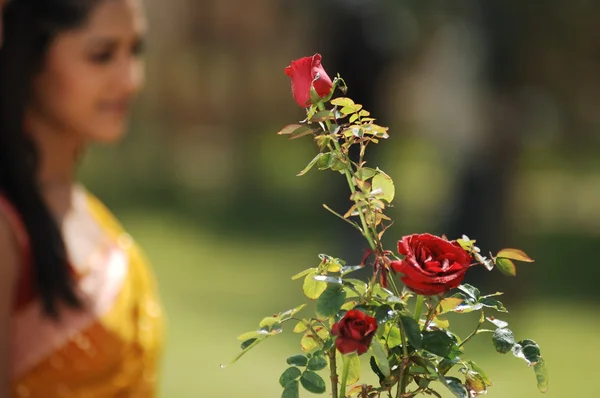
[0,215,18,397]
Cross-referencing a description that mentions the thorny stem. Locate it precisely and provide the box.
[396,318,411,397]
[316,102,377,252]
[328,347,339,398]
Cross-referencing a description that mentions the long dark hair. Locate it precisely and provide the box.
[0,0,103,317]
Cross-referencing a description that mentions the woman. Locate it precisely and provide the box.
[0,0,164,397]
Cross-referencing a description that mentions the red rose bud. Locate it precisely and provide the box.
[331,309,377,355]
[284,53,333,108]
[390,233,473,296]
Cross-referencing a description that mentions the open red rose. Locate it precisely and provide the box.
[390,233,473,296]
[284,53,333,108]
[331,309,377,355]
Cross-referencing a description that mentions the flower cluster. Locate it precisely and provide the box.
[228,53,548,398]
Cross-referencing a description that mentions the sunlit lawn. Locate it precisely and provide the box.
[119,209,592,398]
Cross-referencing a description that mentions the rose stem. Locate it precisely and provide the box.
[339,353,352,398]
[328,347,339,398]
[414,295,424,322]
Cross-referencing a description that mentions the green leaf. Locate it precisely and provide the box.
[371,170,395,203]
[297,153,327,176]
[281,380,300,398]
[289,125,316,140]
[287,354,308,367]
[236,330,261,341]
[307,356,328,371]
[374,305,396,325]
[437,298,464,314]
[422,331,461,359]
[316,284,346,318]
[534,358,549,393]
[355,167,378,181]
[300,371,326,394]
[444,376,469,398]
[496,257,517,277]
[496,248,534,262]
[292,268,314,281]
[279,304,306,320]
[370,339,391,377]
[310,110,336,122]
[369,356,386,381]
[279,367,302,388]
[336,351,361,385]
[293,321,309,333]
[493,328,515,354]
[259,316,280,328]
[316,153,335,171]
[385,324,402,348]
[479,297,507,312]
[240,338,257,350]
[400,316,423,349]
[512,339,542,365]
[313,275,343,285]
[467,361,492,385]
[278,124,304,135]
[458,284,480,300]
[303,271,327,299]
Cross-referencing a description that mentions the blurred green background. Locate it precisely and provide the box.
[79,1,600,396]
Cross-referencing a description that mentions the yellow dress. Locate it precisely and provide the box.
[3,189,165,398]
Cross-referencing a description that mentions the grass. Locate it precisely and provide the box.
[118,209,595,398]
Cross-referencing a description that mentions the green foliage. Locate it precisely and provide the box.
[228,58,547,398]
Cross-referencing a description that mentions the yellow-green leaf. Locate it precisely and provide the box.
[303,271,327,299]
[278,124,304,135]
[331,97,355,107]
[371,170,395,203]
[496,248,535,263]
[496,258,517,277]
[336,352,361,385]
[293,321,309,333]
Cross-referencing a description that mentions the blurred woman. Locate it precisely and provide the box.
[0,0,164,396]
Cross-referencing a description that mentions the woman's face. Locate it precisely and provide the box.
[28,0,147,144]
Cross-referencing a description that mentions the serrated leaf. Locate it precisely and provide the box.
[303,271,327,299]
[279,367,302,388]
[259,316,279,328]
[371,170,395,203]
[278,124,304,135]
[281,380,300,398]
[316,284,346,318]
[496,248,534,262]
[310,110,336,122]
[300,371,326,394]
[307,356,328,371]
[495,257,517,276]
[479,297,507,312]
[316,153,335,170]
[331,97,355,107]
[279,304,306,320]
[458,284,480,300]
[437,298,464,314]
[385,323,402,348]
[400,316,423,349]
[287,354,308,367]
[465,370,488,395]
[444,376,469,398]
[370,356,386,381]
[422,331,461,359]
[493,328,515,354]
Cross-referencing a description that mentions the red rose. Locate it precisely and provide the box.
[390,233,473,296]
[331,309,377,355]
[284,53,333,108]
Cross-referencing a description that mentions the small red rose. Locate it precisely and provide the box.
[331,309,377,355]
[390,233,473,295]
[284,53,333,108]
